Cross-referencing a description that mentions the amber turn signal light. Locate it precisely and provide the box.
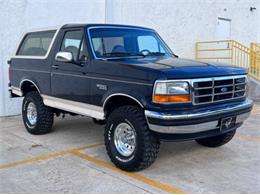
[153,94,191,103]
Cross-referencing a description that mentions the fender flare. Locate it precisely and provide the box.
[19,79,41,96]
[103,93,144,110]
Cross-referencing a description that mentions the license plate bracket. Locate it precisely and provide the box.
[220,116,236,131]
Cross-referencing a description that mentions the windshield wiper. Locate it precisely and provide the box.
[147,52,166,56]
[103,52,145,58]
[103,52,127,57]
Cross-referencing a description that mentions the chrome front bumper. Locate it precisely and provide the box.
[145,99,253,134]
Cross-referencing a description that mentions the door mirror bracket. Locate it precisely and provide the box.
[76,55,88,67]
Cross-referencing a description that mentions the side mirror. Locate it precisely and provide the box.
[55,52,73,62]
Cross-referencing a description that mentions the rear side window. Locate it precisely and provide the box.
[17,30,56,56]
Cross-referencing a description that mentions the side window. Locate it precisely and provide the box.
[17,31,55,56]
[138,35,165,53]
[60,30,83,60]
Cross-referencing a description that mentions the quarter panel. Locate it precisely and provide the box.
[10,58,51,95]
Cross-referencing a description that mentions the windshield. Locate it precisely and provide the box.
[88,27,173,59]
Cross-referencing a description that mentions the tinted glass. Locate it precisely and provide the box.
[138,35,166,53]
[60,30,83,60]
[17,31,55,56]
[89,28,172,58]
[92,37,124,57]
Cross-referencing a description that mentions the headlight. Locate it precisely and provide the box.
[153,81,191,103]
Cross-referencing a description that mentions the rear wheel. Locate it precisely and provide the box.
[195,129,236,147]
[105,106,160,171]
[22,91,54,135]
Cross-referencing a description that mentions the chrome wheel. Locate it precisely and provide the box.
[114,122,136,157]
[27,102,37,125]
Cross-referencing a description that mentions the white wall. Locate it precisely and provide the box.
[0,0,259,116]
[257,1,260,42]
[109,0,258,58]
[0,0,105,116]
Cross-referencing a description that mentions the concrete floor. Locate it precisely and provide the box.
[0,104,259,193]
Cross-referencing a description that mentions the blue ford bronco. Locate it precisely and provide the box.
[9,24,253,171]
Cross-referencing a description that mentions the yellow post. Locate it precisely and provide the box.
[250,43,254,77]
[231,41,234,65]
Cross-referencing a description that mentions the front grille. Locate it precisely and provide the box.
[192,75,246,105]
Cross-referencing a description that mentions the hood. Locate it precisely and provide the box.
[109,56,247,79]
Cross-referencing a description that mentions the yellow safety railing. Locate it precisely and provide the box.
[250,43,260,80]
[195,40,260,80]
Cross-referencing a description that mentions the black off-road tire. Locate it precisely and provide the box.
[22,91,54,135]
[195,129,236,147]
[104,106,160,172]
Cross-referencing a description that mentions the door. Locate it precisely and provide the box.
[216,17,231,40]
[51,29,91,103]
[215,18,231,62]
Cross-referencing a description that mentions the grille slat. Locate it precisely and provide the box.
[192,76,246,105]
[235,89,246,93]
[214,91,233,95]
[195,94,213,98]
[214,84,234,88]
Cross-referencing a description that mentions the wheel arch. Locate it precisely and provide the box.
[103,93,145,118]
[20,79,41,96]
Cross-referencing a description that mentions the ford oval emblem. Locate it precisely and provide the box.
[221,87,228,92]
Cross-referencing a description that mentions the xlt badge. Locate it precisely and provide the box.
[96,84,107,91]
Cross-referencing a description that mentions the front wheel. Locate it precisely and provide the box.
[22,91,54,135]
[195,129,236,147]
[104,106,160,171]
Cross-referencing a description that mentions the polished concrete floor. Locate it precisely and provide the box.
[0,103,259,193]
